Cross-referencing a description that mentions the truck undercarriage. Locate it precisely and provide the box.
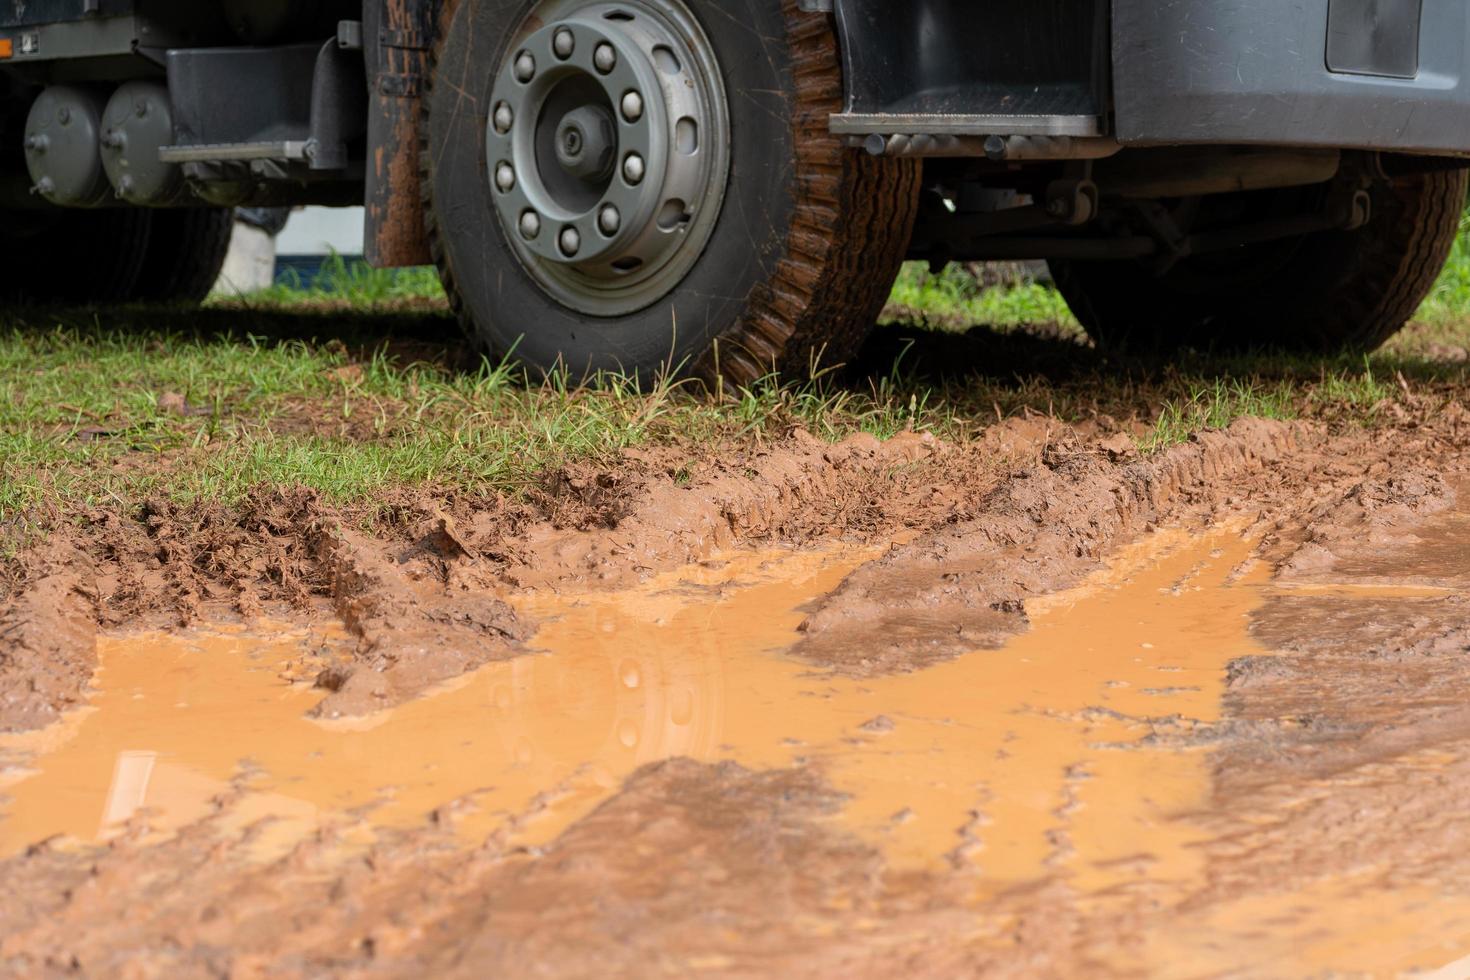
[2,0,1467,376]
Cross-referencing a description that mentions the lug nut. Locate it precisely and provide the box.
[519,210,541,240]
[598,205,621,236]
[623,152,645,185]
[493,102,514,134]
[514,51,536,82]
[553,28,575,59]
[559,226,582,257]
[495,163,516,192]
[24,134,46,153]
[594,43,616,74]
[620,91,643,123]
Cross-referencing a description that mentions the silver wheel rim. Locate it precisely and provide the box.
[486,0,731,317]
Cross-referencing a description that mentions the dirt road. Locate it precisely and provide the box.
[3,402,1470,976]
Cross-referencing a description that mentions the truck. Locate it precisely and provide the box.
[2,0,1467,383]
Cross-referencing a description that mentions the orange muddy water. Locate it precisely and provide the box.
[3,529,1469,976]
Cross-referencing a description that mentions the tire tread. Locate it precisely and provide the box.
[421,0,921,385]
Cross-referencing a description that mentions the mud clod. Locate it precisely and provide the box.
[311,527,531,718]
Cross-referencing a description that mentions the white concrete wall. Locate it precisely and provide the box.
[276,206,366,256]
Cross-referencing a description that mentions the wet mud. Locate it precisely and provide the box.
[4,415,1470,975]
[0,532,1258,870]
[795,418,1304,674]
[0,545,97,733]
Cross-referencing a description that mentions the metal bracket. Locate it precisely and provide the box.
[1042,177,1099,226]
[337,20,364,52]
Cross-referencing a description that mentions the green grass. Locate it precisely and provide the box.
[221,253,446,310]
[1305,361,1397,415]
[1140,378,1298,453]
[883,263,1079,333]
[0,322,959,522]
[6,216,1470,527]
[1413,210,1470,327]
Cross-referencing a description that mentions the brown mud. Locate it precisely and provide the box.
[0,427,978,730]
[795,418,1305,674]
[0,545,97,733]
[3,408,1470,975]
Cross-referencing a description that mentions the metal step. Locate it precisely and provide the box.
[160,140,309,164]
[829,113,1102,139]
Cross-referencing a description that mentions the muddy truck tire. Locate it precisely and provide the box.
[0,206,231,306]
[1050,165,1469,354]
[422,0,920,384]
[131,207,235,304]
[0,208,152,304]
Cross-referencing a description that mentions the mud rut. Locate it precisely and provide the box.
[3,408,1470,976]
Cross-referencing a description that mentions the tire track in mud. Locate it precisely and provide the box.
[1,410,1464,728]
[794,413,1470,678]
[5,412,1470,975]
[308,527,531,719]
[793,418,1314,675]
[499,428,943,590]
[0,427,960,728]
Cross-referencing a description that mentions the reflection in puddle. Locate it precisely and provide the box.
[1,529,1466,974]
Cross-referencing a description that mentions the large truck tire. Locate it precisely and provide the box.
[423,0,920,383]
[1050,166,1468,354]
[0,208,152,304]
[131,207,235,303]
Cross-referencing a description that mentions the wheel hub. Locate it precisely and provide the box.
[485,0,730,316]
[554,105,615,182]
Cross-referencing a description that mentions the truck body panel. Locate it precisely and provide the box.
[831,0,1470,158]
[1113,0,1470,155]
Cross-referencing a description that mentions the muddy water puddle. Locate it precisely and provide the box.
[4,528,1469,974]
[1,534,1253,871]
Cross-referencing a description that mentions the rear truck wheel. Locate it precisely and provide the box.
[0,206,232,306]
[0,208,152,305]
[422,0,921,384]
[1050,164,1469,354]
[131,207,235,304]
